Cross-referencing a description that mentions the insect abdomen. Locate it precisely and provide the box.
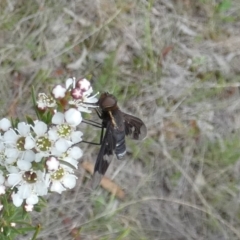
[114,130,126,159]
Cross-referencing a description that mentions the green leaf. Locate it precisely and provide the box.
[116,228,131,240]
[26,116,35,126]
[218,0,231,12]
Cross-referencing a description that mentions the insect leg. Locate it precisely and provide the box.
[79,117,104,145]
[82,119,102,128]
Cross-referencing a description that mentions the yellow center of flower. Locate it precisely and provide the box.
[36,136,51,151]
[57,124,71,137]
[16,137,26,151]
[51,167,64,180]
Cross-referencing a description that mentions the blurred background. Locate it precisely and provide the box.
[1,0,240,239]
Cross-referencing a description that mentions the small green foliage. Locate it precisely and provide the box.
[93,195,107,211]
[205,135,240,166]
[216,0,232,13]
[170,171,182,186]
[115,228,131,240]
[0,190,39,240]
[26,116,35,126]
[10,117,20,129]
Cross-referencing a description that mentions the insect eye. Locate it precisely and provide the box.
[99,94,117,109]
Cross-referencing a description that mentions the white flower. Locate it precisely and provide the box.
[51,77,98,112]
[8,170,49,207]
[46,156,59,171]
[52,78,77,99]
[58,146,83,169]
[49,167,77,194]
[3,125,35,165]
[4,123,35,150]
[52,85,67,99]
[69,93,98,113]
[37,93,56,109]
[67,78,98,113]
[25,204,34,212]
[52,109,82,127]
[83,92,99,104]
[8,168,31,187]
[0,118,11,131]
[32,121,53,156]
[76,78,91,90]
[51,110,83,145]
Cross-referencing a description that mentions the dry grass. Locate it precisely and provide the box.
[1,0,240,239]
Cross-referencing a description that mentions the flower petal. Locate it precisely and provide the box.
[33,121,48,136]
[50,181,66,194]
[65,77,75,89]
[26,194,39,205]
[18,184,31,199]
[62,174,77,189]
[69,146,83,160]
[12,192,23,207]
[24,136,35,150]
[4,129,18,144]
[48,128,59,141]
[52,112,64,125]
[70,131,83,143]
[62,157,78,169]
[8,174,22,186]
[17,160,32,171]
[17,122,30,136]
[0,118,11,131]
[55,139,72,153]
[0,185,6,195]
[23,150,35,162]
[65,108,82,127]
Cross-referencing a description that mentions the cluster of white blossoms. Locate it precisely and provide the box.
[0,77,98,210]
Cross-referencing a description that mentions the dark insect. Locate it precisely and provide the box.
[92,92,147,187]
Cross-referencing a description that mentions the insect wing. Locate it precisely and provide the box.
[92,122,115,188]
[122,113,147,140]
